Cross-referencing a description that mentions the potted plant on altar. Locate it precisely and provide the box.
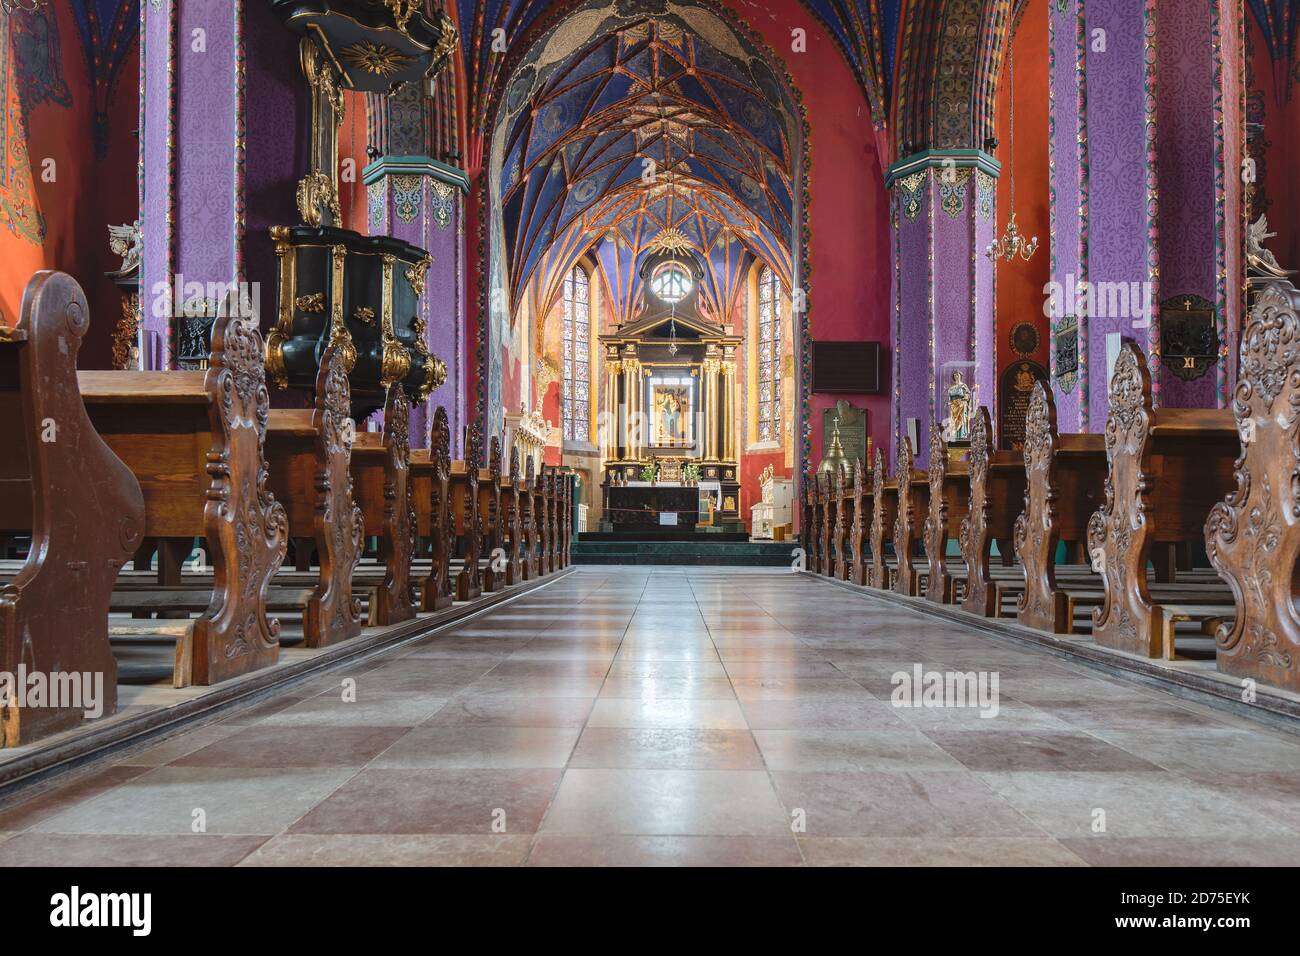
[640,463,657,485]
[682,463,701,486]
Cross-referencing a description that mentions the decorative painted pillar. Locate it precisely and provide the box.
[138,0,301,369]
[602,353,623,460]
[1048,0,1245,424]
[722,346,738,461]
[701,345,721,460]
[886,151,999,467]
[363,152,468,452]
[623,350,642,461]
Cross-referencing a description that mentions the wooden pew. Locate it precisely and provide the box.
[560,472,572,568]
[415,406,454,611]
[923,424,971,604]
[265,346,364,647]
[848,458,870,586]
[817,471,830,576]
[801,477,817,571]
[958,407,1027,616]
[355,385,418,625]
[892,436,926,596]
[504,447,525,585]
[803,474,818,573]
[1088,344,1237,657]
[82,306,288,687]
[1013,381,1106,633]
[550,469,563,571]
[522,457,540,580]
[0,271,144,744]
[832,465,851,580]
[476,435,505,593]
[1206,279,1300,692]
[869,447,895,590]
[539,469,553,576]
[454,422,484,601]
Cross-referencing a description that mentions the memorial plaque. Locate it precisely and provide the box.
[821,399,867,468]
[999,360,1049,451]
[1054,315,1078,379]
[1160,293,1218,381]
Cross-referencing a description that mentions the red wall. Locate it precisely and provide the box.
[743,0,893,476]
[1249,14,1300,276]
[993,2,1051,382]
[0,7,139,369]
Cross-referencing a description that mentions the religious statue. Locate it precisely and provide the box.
[1247,214,1294,279]
[106,220,142,278]
[944,370,973,443]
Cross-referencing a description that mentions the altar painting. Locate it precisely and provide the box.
[652,384,692,446]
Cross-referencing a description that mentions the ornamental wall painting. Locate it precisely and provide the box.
[1,5,72,246]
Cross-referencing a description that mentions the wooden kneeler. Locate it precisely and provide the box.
[0,271,144,744]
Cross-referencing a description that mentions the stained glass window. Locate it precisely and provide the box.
[563,266,590,442]
[757,265,782,443]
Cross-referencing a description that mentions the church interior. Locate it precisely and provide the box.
[0,0,1298,879]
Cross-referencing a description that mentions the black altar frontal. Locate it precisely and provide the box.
[606,484,700,533]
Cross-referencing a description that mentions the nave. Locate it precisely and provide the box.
[1,567,1296,868]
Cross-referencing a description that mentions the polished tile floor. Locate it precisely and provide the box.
[2,567,1299,866]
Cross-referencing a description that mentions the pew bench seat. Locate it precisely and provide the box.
[1159,605,1234,661]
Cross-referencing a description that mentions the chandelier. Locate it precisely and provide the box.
[661,115,683,355]
[986,40,1038,264]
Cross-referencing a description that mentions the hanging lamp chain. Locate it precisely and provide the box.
[985,38,1038,264]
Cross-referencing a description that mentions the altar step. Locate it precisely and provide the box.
[578,530,750,542]
[570,538,800,566]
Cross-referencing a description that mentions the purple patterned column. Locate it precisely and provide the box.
[139,0,299,369]
[1050,0,1245,419]
[889,154,999,468]
[1048,0,1088,431]
[365,157,468,452]
[1157,0,1221,407]
[1084,0,1158,425]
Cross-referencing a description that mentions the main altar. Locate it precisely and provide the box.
[598,245,742,529]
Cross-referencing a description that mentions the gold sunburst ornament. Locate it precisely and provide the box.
[342,40,412,78]
[647,227,692,255]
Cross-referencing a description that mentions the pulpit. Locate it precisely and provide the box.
[750,464,793,539]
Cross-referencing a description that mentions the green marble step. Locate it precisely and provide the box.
[571,539,801,566]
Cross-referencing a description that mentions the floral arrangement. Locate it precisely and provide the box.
[682,463,702,483]
[640,463,657,483]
